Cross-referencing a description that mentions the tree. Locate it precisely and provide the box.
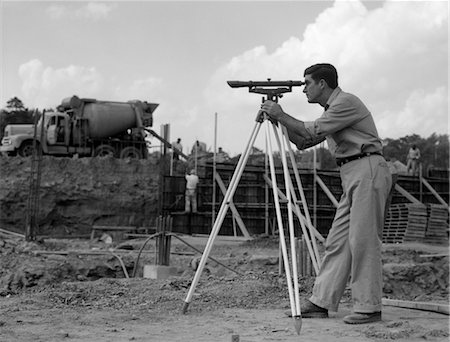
[6,97,26,111]
[0,97,35,141]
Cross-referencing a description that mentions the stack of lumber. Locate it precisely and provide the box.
[403,204,428,242]
[383,204,410,243]
[424,204,449,245]
[383,203,427,243]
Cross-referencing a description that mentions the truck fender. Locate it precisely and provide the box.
[8,134,36,150]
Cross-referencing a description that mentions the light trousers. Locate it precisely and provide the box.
[185,189,197,213]
[310,155,392,313]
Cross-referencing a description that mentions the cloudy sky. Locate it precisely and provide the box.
[1,0,448,156]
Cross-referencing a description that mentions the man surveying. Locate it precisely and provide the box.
[261,63,392,324]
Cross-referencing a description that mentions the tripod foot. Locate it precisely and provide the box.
[182,301,190,314]
[293,315,302,335]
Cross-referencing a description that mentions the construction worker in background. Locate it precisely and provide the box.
[406,144,421,176]
[191,140,207,155]
[261,63,392,324]
[216,147,230,162]
[185,169,199,213]
[172,138,183,160]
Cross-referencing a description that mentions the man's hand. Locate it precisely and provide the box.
[261,100,285,122]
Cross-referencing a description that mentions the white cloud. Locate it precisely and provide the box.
[76,2,116,21]
[46,2,116,21]
[117,78,165,102]
[18,59,104,108]
[378,87,448,138]
[202,0,448,155]
[46,5,66,19]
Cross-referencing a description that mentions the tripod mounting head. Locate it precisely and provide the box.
[227,79,305,102]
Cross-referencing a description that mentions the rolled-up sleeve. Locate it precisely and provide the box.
[305,97,369,138]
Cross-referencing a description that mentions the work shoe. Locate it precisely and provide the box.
[343,312,382,324]
[284,300,328,318]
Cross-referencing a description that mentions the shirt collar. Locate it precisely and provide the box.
[325,87,342,110]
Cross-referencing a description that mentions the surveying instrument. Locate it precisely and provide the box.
[182,79,323,335]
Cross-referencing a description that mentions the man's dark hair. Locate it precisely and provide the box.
[304,63,338,89]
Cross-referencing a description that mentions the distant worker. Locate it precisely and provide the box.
[185,169,199,213]
[191,140,207,155]
[216,147,230,163]
[172,138,182,160]
[406,144,421,176]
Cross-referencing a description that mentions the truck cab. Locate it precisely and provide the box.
[0,124,35,156]
[0,112,73,157]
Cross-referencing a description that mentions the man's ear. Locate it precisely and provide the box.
[319,79,327,89]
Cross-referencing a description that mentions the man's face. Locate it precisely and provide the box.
[302,74,322,103]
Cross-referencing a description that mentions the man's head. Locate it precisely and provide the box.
[190,169,196,175]
[303,63,338,105]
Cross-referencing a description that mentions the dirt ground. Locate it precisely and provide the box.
[0,156,448,341]
[0,233,448,342]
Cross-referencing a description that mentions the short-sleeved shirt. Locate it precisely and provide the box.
[185,174,199,190]
[408,148,420,160]
[304,87,382,159]
[172,142,182,152]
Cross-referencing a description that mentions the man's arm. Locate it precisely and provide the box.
[281,116,325,149]
[260,103,325,150]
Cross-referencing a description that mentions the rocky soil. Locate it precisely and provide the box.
[0,232,448,342]
[0,156,448,341]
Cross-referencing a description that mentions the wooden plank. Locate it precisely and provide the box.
[215,172,251,238]
[394,184,424,205]
[0,228,25,238]
[421,177,450,212]
[315,175,339,208]
[263,175,324,243]
[382,298,449,315]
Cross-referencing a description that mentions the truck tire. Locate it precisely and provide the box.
[94,145,116,157]
[120,146,143,159]
[18,140,38,157]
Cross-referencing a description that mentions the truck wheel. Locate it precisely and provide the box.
[18,141,38,157]
[94,145,116,157]
[120,146,143,159]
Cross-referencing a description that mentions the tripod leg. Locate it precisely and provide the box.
[271,124,303,334]
[265,120,298,329]
[272,123,301,318]
[281,125,322,269]
[182,120,262,313]
[278,124,320,273]
[264,171,320,274]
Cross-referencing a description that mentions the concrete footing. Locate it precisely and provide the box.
[143,265,178,279]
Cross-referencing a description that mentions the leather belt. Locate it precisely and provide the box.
[336,152,382,167]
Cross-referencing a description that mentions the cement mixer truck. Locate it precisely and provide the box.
[0,96,158,159]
